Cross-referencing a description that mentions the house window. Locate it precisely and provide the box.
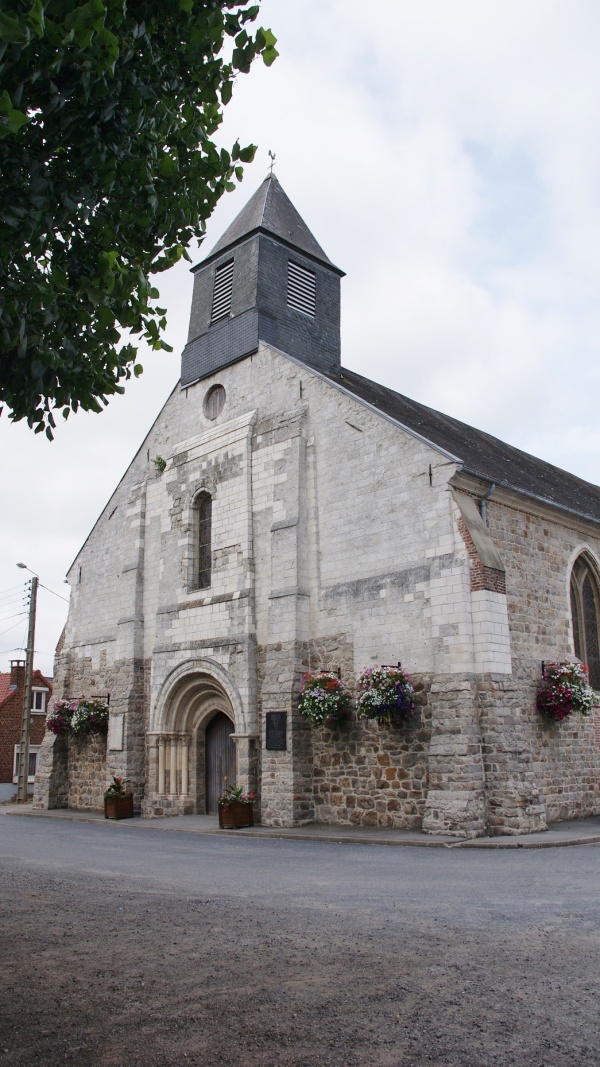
[211,260,234,323]
[287,261,316,318]
[13,745,41,783]
[197,492,212,589]
[31,689,47,715]
[570,555,600,688]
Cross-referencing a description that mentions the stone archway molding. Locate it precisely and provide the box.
[150,657,244,735]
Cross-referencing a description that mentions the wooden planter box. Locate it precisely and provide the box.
[104,793,134,820]
[218,801,254,829]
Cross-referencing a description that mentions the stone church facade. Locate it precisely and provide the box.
[35,176,600,836]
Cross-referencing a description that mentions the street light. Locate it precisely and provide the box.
[15,563,38,803]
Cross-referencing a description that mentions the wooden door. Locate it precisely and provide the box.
[205,712,236,814]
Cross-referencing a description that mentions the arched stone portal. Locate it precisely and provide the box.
[143,661,258,817]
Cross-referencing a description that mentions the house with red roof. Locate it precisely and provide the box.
[0,660,52,801]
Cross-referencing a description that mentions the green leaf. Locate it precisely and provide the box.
[262,45,278,67]
[64,0,106,36]
[0,90,29,136]
[0,12,30,44]
[26,0,45,39]
[257,27,277,49]
[96,26,119,68]
[237,143,256,163]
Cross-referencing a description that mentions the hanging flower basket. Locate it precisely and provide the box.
[297,671,352,726]
[46,697,109,737]
[356,665,415,727]
[536,662,595,723]
[45,701,72,735]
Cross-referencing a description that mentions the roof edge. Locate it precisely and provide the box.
[457,467,600,528]
[191,227,345,277]
[66,378,181,577]
[259,345,463,464]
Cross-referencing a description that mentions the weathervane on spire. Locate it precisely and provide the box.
[268,150,276,177]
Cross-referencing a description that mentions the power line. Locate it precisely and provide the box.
[0,594,27,607]
[0,600,27,614]
[0,611,27,625]
[39,582,70,604]
[0,591,27,607]
[0,583,27,600]
[0,617,28,639]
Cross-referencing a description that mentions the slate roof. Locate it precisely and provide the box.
[200,175,343,274]
[329,366,600,525]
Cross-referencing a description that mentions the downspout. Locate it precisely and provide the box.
[479,482,496,527]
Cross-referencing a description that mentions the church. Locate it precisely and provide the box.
[34,174,600,837]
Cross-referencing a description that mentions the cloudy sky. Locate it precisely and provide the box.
[1,0,599,676]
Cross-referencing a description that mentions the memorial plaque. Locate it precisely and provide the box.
[107,713,124,752]
[266,712,287,751]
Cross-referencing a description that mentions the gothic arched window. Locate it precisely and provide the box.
[570,555,600,689]
[196,492,212,589]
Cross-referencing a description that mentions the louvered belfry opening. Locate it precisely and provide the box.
[211,259,234,323]
[287,260,316,318]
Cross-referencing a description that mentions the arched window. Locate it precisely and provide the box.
[196,493,212,589]
[570,555,600,688]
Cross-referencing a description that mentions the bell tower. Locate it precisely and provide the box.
[180,175,344,387]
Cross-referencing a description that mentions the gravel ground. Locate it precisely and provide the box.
[1,818,599,1067]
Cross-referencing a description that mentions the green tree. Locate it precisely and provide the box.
[0,0,277,437]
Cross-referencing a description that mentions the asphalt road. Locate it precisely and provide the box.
[1,815,599,1067]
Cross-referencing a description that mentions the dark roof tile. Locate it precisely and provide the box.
[329,366,600,524]
[204,175,341,271]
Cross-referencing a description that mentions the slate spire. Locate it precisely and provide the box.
[181,175,344,387]
[207,174,339,271]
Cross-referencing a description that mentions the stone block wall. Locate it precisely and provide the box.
[485,494,598,660]
[33,733,69,810]
[311,687,431,829]
[477,666,600,831]
[482,493,600,824]
[67,733,107,811]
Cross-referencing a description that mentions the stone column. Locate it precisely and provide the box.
[169,736,178,796]
[111,484,148,809]
[231,733,260,803]
[260,419,313,827]
[181,736,190,797]
[158,737,166,795]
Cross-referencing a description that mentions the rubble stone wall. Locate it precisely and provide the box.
[67,733,107,811]
[311,687,432,830]
[483,495,600,824]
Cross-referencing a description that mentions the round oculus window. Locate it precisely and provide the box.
[204,384,226,420]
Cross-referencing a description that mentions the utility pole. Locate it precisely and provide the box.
[17,576,38,804]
